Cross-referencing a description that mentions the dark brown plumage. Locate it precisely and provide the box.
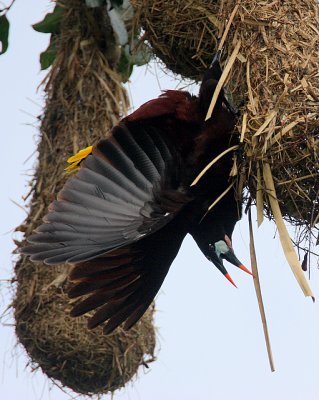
[22,59,250,334]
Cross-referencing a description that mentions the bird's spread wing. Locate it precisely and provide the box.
[23,121,191,266]
[68,220,187,334]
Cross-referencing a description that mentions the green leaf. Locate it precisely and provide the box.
[33,6,63,34]
[106,0,134,45]
[111,0,133,22]
[117,46,133,82]
[0,15,9,55]
[116,42,154,82]
[39,37,56,70]
[85,0,105,7]
[108,5,128,46]
[111,0,124,6]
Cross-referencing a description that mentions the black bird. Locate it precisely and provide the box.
[22,58,251,334]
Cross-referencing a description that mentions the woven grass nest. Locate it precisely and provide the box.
[14,259,155,394]
[133,0,319,236]
[14,0,155,395]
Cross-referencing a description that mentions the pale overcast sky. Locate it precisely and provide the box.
[1,2,319,400]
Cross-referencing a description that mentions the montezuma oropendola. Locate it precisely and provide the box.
[22,57,251,334]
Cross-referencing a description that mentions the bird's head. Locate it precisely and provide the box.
[205,234,252,287]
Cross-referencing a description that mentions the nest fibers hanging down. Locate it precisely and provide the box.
[133,0,319,236]
[14,0,155,395]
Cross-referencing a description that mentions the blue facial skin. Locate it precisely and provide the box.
[206,239,244,277]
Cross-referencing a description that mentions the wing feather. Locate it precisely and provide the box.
[22,121,191,265]
[69,221,187,333]
[113,124,160,182]
[93,137,152,191]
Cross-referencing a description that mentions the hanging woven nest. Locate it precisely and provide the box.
[14,0,155,395]
[132,0,221,80]
[14,259,155,394]
[132,0,319,236]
